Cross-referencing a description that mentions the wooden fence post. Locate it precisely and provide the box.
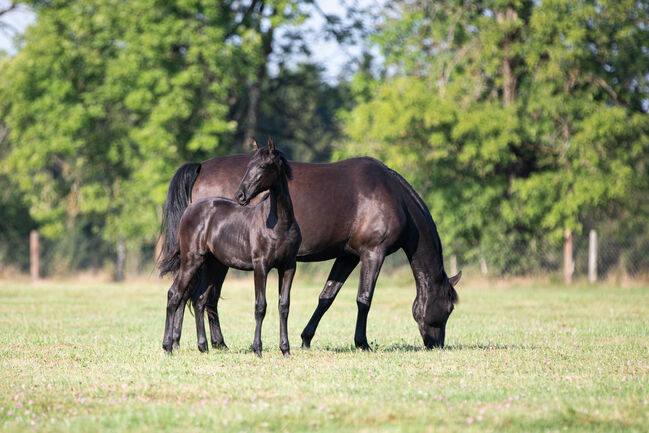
[450,254,458,276]
[155,235,163,264]
[115,235,125,282]
[30,230,39,281]
[479,253,488,276]
[563,229,574,284]
[588,229,598,284]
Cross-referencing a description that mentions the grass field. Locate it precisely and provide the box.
[0,272,647,432]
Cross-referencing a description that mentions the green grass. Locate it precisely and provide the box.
[0,274,647,432]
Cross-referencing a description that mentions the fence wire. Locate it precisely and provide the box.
[1,229,647,281]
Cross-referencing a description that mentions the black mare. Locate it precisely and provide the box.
[162,139,301,357]
[159,149,461,351]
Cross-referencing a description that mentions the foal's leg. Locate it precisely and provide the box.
[171,288,192,351]
[301,255,359,348]
[194,259,229,352]
[278,262,296,357]
[191,264,213,353]
[354,251,385,351]
[251,262,268,357]
[162,256,203,354]
[163,277,182,353]
[172,265,203,350]
[206,262,229,349]
[172,264,206,350]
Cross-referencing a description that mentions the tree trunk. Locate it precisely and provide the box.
[242,81,260,152]
[497,6,518,107]
[242,6,275,152]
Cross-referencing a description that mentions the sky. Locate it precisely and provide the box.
[0,0,379,83]
[0,1,33,54]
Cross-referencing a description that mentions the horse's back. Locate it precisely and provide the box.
[192,155,411,260]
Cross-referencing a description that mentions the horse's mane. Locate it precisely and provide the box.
[387,166,458,303]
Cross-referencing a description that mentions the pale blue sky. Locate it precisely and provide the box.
[0,0,380,83]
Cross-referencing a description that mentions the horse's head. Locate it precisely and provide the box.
[413,270,461,348]
[236,137,292,206]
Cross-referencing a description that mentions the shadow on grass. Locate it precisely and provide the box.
[304,342,537,353]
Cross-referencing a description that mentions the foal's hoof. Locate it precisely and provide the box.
[301,337,311,349]
[197,342,209,353]
[172,341,180,351]
[282,350,291,358]
[212,342,229,351]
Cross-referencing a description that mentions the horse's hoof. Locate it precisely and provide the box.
[301,337,311,349]
[282,350,291,358]
[212,342,228,350]
[197,342,209,353]
[355,342,372,352]
[172,341,180,351]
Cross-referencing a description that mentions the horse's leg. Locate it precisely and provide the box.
[251,263,268,357]
[163,257,202,354]
[278,262,296,357]
[354,251,385,351]
[301,255,359,348]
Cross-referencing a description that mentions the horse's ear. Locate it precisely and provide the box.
[268,136,275,152]
[251,137,259,150]
[448,270,462,287]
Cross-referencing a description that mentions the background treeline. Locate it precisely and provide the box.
[1,0,648,278]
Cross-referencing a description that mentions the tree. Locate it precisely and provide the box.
[0,1,303,265]
[256,62,353,162]
[0,0,362,275]
[339,0,649,273]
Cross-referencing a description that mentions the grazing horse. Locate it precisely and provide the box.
[159,148,461,351]
[162,138,301,357]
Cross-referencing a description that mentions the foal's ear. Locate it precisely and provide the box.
[268,136,275,152]
[251,137,259,150]
[448,270,462,287]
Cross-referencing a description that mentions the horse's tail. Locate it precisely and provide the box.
[157,162,202,277]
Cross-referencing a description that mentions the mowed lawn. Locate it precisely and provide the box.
[0,272,647,433]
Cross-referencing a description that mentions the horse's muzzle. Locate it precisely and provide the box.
[420,324,445,349]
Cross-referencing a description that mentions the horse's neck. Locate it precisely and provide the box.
[269,176,295,229]
[405,199,446,294]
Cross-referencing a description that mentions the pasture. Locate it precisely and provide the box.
[0,273,647,432]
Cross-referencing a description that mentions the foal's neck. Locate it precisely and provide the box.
[269,175,295,229]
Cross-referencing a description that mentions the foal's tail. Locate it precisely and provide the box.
[157,162,202,277]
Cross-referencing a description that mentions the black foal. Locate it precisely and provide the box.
[162,138,301,357]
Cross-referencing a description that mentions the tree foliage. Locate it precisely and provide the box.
[0,0,303,246]
[0,0,359,274]
[339,0,649,272]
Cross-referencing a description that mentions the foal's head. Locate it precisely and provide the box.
[236,137,292,206]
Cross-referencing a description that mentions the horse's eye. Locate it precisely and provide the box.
[259,164,267,169]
